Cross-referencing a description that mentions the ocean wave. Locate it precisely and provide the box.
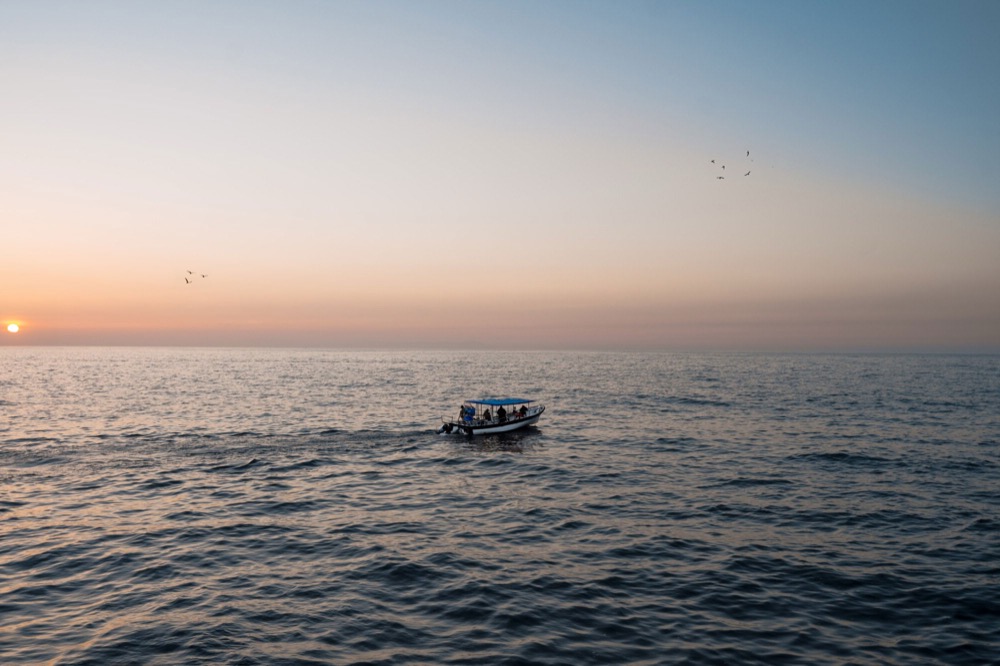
[2,351,998,664]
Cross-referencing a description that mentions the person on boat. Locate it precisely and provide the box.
[518,405,528,418]
[482,408,492,422]
[497,405,507,423]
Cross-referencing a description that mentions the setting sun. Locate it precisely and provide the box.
[7,324,19,333]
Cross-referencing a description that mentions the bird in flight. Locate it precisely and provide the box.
[183,270,208,284]
[708,150,754,180]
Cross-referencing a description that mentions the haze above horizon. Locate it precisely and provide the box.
[3,1,999,351]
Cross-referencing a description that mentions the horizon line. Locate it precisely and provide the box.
[3,342,998,356]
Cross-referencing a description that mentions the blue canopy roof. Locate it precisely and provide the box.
[466,398,534,406]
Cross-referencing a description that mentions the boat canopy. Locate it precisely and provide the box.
[466,398,534,406]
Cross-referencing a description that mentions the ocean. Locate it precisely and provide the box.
[1,348,998,665]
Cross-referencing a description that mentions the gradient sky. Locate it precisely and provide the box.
[2,0,999,350]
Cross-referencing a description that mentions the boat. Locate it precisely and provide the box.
[438,398,545,436]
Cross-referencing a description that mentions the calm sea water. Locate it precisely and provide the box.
[1,348,998,665]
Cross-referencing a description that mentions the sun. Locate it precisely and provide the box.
[7,324,19,333]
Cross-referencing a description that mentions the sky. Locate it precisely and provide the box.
[2,0,999,351]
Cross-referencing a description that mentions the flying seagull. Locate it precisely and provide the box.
[745,170,751,176]
[184,277,191,284]
[717,176,725,180]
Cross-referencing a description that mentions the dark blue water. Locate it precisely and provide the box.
[2,349,998,664]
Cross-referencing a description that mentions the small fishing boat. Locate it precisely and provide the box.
[438,398,545,436]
